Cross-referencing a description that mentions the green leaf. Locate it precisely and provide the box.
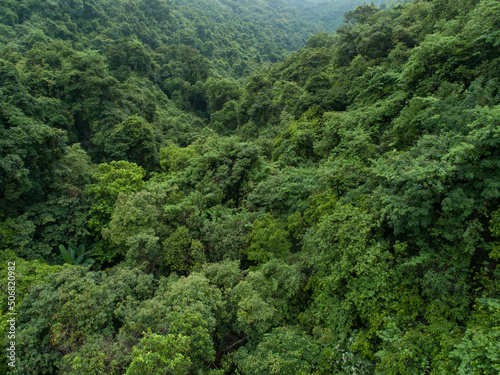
[58,244,73,265]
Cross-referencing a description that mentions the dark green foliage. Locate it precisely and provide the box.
[104,115,160,170]
[176,136,266,205]
[2,0,500,373]
[11,265,155,375]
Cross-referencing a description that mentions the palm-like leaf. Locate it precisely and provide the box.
[59,244,73,264]
[59,243,95,267]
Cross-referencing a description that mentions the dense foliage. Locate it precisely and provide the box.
[1,0,500,374]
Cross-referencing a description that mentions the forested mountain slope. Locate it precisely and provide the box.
[287,0,385,32]
[1,0,500,374]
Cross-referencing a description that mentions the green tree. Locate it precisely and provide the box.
[246,214,291,264]
[204,77,240,114]
[127,331,191,375]
[104,115,160,170]
[87,161,145,263]
[162,226,205,274]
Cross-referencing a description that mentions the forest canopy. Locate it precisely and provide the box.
[1,0,500,374]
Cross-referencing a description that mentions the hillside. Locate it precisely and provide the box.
[1,0,500,374]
